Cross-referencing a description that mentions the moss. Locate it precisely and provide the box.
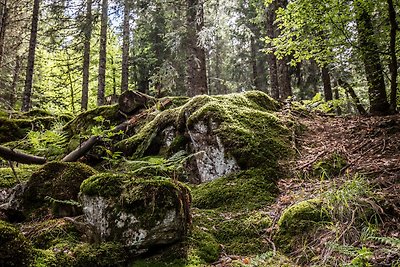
[80,173,125,198]
[0,165,39,188]
[313,153,347,179]
[188,227,221,263]
[192,168,279,211]
[23,162,96,217]
[116,92,292,172]
[191,209,272,257]
[275,199,330,253]
[64,104,124,137]
[22,109,52,117]
[0,220,34,266]
[81,173,191,231]
[0,116,56,144]
[32,242,127,267]
[23,219,80,249]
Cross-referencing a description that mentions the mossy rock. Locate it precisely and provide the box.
[0,116,56,144]
[22,162,96,218]
[192,168,279,211]
[116,91,292,173]
[313,152,347,179]
[80,174,191,250]
[275,199,330,253]
[0,220,33,266]
[64,104,124,137]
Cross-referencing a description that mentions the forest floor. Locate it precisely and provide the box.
[269,113,400,266]
[209,112,400,267]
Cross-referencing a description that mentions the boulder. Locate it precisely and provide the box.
[1,162,96,220]
[79,174,191,252]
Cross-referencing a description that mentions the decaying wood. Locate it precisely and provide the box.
[0,145,47,164]
[118,90,155,114]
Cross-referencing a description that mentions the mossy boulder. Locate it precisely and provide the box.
[275,199,330,253]
[116,91,292,183]
[192,168,279,211]
[80,174,191,252]
[0,220,33,266]
[17,162,96,218]
[0,165,40,189]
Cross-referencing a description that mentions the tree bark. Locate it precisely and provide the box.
[354,0,390,115]
[387,0,398,113]
[97,0,108,106]
[120,0,130,93]
[81,0,92,111]
[278,58,292,99]
[10,55,21,109]
[266,1,279,99]
[0,0,8,67]
[321,65,333,101]
[21,0,40,112]
[0,145,47,165]
[338,79,367,115]
[186,0,208,97]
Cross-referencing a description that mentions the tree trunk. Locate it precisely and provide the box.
[97,0,108,106]
[338,79,367,115]
[321,65,333,101]
[250,36,258,90]
[81,0,92,111]
[21,0,40,112]
[387,0,398,113]
[266,1,279,99]
[10,55,20,109]
[278,58,292,99]
[121,0,130,93]
[0,0,8,67]
[186,0,208,97]
[355,0,390,115]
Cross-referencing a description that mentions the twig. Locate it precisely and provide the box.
[8,160,19,183]
[294,151,326,170]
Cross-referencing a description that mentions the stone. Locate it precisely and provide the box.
[79,174,191,252]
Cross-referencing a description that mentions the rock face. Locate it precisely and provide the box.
[80,173,191,251]
[188,120,239,183]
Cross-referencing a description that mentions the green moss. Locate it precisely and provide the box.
[188,227,220,263]
[0,220,33,266]
[275,199,330,253]
[80,173,125,197]
[0,165,39,188]
[116,91,291,170]
[81,173,191,230]
[32,242,127,267]
[313,153,347,179]
[64,104,124,137]
[23,219,80,249]
[23,162,96,217]
[192,168,279,211]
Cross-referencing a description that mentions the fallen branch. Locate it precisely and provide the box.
[0,145,47,165]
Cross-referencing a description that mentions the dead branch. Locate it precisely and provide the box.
[0,145,47,165]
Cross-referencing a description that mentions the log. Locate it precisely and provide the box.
[118,90,154,114]
[0,145,47,165]
[62,136,101,162]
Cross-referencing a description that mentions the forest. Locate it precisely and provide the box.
[0,0,399,266]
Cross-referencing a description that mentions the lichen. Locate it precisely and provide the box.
[0,220,33,266]
[192,168,279,211]
[275,199,330,253]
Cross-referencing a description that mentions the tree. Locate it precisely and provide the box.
[354,0,389,115]
[120,0,130,93]
[387,0,398,112]
[186,0,208,96]
[21,0,40,112]
[81,0,93,111]
[97,0,108,106]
